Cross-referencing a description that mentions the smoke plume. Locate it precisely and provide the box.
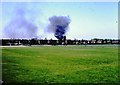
[48,16,71,40]
[3,6,38,39]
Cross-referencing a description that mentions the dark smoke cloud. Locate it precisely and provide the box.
[48,16,71,40]
[3,5,38,39]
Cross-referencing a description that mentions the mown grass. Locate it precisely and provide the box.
[2,45,119,84]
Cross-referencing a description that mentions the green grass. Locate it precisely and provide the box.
[2,45,119,84]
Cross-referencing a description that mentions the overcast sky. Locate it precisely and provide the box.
[1,1,118,39]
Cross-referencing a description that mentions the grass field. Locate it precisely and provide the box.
[2,45,119,84]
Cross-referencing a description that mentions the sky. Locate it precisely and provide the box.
[1,0,119,2]
[1,1,118,40]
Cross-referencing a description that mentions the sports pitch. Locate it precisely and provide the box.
[2,45,119,84]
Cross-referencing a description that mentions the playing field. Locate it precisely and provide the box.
[2,45,119,84]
